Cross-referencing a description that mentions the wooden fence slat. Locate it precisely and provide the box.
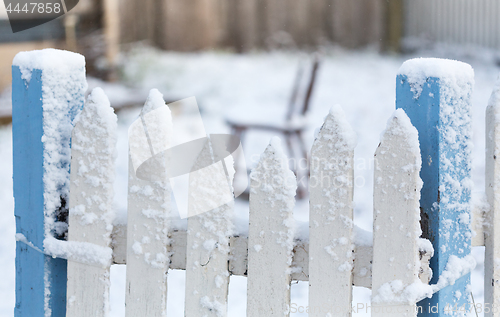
[66,88,117,317]
[12,49,86,317]
[247,137,297,317]
[372,109,423,316]
[485,78,500,317]
[125,89,172,316]
[308,105,356,317]
[184,139,233,317]
[397,58,474,316]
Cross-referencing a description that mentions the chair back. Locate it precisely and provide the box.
[285,54,321,121]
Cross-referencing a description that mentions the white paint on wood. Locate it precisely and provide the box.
[125,90,172,317]
[308,106,356,317]
[184,139,233,317]
[66,88,117,317]
[484,80,500,317]
[247,138,297,317]
[372,110,423,316]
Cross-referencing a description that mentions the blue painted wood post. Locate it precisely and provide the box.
[12,50,86,317]
[396,59,474,316]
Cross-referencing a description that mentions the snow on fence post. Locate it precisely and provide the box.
[12,49,87,317]
[125,89,172,316]
[184,139,234,317]
[247,137,297,317]
[66,88,117,317]
[308,105,356,317]
[396,58,474,316]
[372,110,423,316]
[485,77,500,317]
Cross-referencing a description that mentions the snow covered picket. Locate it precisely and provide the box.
[371,110,424,316]
[66,88,117,317]
[125,89,172,316]
[308,105,356,317]
[12,50,499,317]
[247,137,297,317]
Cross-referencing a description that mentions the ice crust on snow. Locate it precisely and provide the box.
[398,58,474,99]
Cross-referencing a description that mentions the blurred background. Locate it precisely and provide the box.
[1,0,500,316]
[0,0,500,94]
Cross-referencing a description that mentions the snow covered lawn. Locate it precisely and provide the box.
[1,47,500,316]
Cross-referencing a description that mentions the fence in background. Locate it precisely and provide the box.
[12,50,500,317]
[405,0,500,49]
[119,0,386,51]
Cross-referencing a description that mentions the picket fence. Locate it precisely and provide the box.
[12,50,500,317]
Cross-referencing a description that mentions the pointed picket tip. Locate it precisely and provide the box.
[255,136,289,170]
[379,109,420,158]
[76,87,117,135]
[313,104,357,151]
[250,137,297,197]
[142,88,166,115]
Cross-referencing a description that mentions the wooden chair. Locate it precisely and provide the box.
[226,54,321,198]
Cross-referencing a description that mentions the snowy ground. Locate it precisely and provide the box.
[1,47,500,316]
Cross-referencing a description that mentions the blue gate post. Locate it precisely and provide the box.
[12,49,87,317]
[396,58,474,316]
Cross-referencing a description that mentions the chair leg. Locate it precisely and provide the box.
[284,131,309,199]
[295,131,309,199]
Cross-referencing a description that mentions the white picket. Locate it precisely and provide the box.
[184,139,233,317]
[66,88,117,317]
[247,137,297,317]
[308,106,356,317]
[484,80,500,317]
[372,110,423,316]
[125,90,172,316]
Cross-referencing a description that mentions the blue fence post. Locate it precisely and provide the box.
[12,50,86,317]
[396,58,474,316]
